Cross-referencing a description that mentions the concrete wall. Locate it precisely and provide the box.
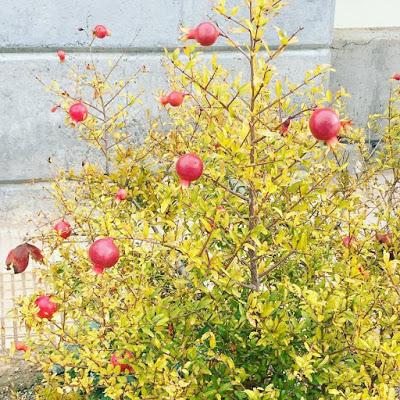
[335,0,400,28]
[0,0,335,256]
[331,28,400,140]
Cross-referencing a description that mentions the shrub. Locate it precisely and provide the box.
[12,1,400,399]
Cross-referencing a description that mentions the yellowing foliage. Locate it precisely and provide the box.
[15,1,400,399]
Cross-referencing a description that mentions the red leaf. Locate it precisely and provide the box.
[6,245,29,274]
[5,250,14,268]
[340,120,353,129]
[279,119,291,136]
[5,243,43,274]
[26,244,44,263]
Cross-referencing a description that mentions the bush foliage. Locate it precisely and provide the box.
[13,0,400,399]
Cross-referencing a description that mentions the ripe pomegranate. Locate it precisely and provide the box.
[160,91,186,107]
[111,351,134,373]
[392,73,400,81]
[176,153,204,187]
[54,220,72,239]
[69,103,88,122]
[93,25,110,39]
[88,238,120,270]
[115,188,127,203]
[309,108,341,146]
[15,342,29,352]
[57,50,66,62]
[35,295,58,319]
[342,236,355,248]
[187,22,220,46]
[376,232,392,245]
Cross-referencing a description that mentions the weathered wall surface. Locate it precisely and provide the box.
[331,28,400,140]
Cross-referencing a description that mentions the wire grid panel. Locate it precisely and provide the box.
[0,270,40,351]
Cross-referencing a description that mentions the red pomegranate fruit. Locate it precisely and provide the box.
[57,50,66,62]
[160,96,169,106]
[115,188,127,203]
[35,295,58,319]
[111,351,134,373]
[309,108,341,146]
[342,236,355,248]
[160,91,186,107]
[93,25,110,39]
[176,153,204,187]
[69,103,88,123]
[392,73,400,81]
[54,220,72,239]
[187,22,220,46]
[88,238,120,270]
[15,342,30,352]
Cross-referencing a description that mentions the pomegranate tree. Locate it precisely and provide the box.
[12,0,400,399]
